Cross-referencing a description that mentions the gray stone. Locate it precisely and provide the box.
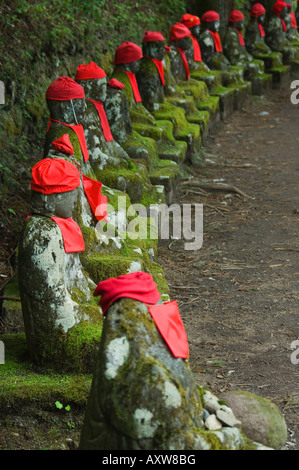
[205,414,222,431]
[216,406,242,428]
[220,391,288,450]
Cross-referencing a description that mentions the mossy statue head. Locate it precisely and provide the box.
[46,76,86,124]
[114,41,143,74]
[75,62,108,103]
[30,157,81,218]
[76,77,107,103]
[31,188,78,218]
[142,40,165,61]
[46,97,86,125]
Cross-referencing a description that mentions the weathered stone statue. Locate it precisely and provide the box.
[223,9,264,80]
[135,30,203,162]
[199,10,231,70]
[79,272,245,450]
[179,14,210,73]
[266,1,299,64]
[75,62,130,169]
[284,1,299,43]
[18,158,102,372]
[245,3,272,57]
[74,61,153,204]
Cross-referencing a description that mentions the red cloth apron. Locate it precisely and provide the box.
[290,12,298,29]
[280,17,287,32]
[209,30,222,52]
[120,70,142,102]
[25,214,85,253]
[81,174,107,222]
[47,118,90,162]
[151,58,165,85]
[258,23,266,38]
[147,301,189,359]
[191,35,202,61]
[236,29,245,46]
[176,47,190,79]
[86,99,114,142]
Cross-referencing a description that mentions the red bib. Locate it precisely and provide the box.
[47,118,90,162]
[209,30,222,52]
[50,217,85,253]
[81,174,107,222]
[176,47,190,79]
[25,214,85,253]
[290,12,298,29]
[151,58,165,85]
[258,23,265,38]
[191,35,202,61]
[236,29,245,46]
[147,301,189,359]
[280,17,287,32]
[87,99,114,142]
[121,70,142,102]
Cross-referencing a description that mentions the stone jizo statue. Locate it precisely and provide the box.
[199,10,230,70]
[223,9,263,80]
[266,1,299,64]
[79,271,247,450]
[245,3,272,57]
[75,61,130,171]
[18,158,101,370]
[179,13,210,73]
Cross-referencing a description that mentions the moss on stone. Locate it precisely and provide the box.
[0,333,92,410]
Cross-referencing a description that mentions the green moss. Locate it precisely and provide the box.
[0,333,92,410]
[197,95,220,115]
[149,262,170,300]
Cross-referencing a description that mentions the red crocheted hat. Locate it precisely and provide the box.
[114,42,143,64]
[46,77,85,101]
[75,62,106,80]
[31,158,80,194]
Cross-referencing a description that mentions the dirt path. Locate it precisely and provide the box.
[158,84,299,450]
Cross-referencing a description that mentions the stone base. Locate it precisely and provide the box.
[250,74,273,95]
[210,86,235,120]
[149,160,181,204]
[270,65,291,90]
[290,61,299,79]
[232,81,252,110]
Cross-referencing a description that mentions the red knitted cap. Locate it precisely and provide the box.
[180,14,201,29]
[46,77,85,101]
[93,271,161,315]
[228,10,245,22]
[75,62,106,80]
[114,42,143,64]
[273,1,288,16]
[107,78,125,89]
[31,158,80,194]
[52,134,74,155]
[143,31,165,43]
[169,23,191,42]
[202,10,220,22]
[250,3,266,17]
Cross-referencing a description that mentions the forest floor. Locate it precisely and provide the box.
[0,81,298,451]
[158,83,299,450]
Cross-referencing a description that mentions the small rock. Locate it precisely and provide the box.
[216,407,242,428]
[205,414,222,431]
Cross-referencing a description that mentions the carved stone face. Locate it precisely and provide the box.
[280,6,288,19]
[47,98,86,124]
[76,78,107,103]
[190,24,200,39]
[257,14,265,24]
[173,36,191,50]
[235,19,244,31]
[116,59,142,74]
[143,41,165,61]
[31,188,78,219]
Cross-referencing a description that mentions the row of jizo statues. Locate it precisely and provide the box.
[15,1,297,450]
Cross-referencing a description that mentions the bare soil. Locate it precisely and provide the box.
[158,84,299,450]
